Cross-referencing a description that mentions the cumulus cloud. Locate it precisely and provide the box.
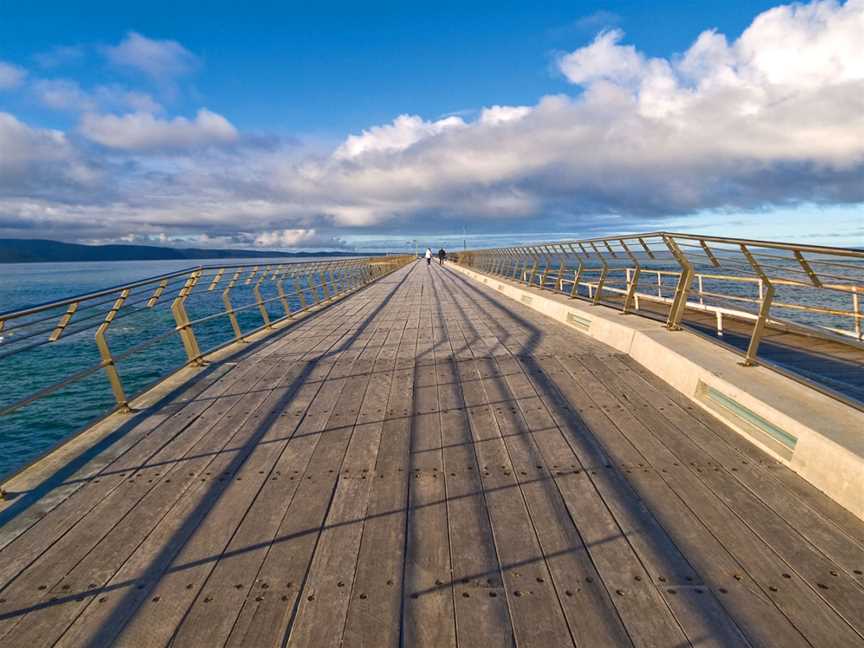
[33,79,161,113]
[1,0,863,248]
[0,61,26,89]
[313,0,864,224]
[0,112,99,192]
[79,108,237,151]
[104,31,199,83]
[333,114,466,159]
[252,228,350,249]
[558,29,645,85]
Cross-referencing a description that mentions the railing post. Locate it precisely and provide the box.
[619,239,641,314]
[554,245,566,292]
[527,248,540,286]
[95,289,131,412]
[293,275,307,309]
[222,270,244,341]
[310,272,322,304]
[854,287,862,341]
[538,246,552,290]
[740,244,774,366]
[254,275,271,328]
[622,265,641,314]
[276,271,292,317]
[173,270,204,361]
[570,260,584,299]
[49,301,79,342]
[150,278,170,307]
[592,261,608,305]
[664,235,694,331]
[207,268,225,291]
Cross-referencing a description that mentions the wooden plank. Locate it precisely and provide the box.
[581,354,864,636]
[456,356,575,648]
[622,357,864,550]
[154,362,345,647]
[341,368,413,646]
[617,358,864,556]
[15,355,321,648]
[402,321,457,646]
[488,356,637,647]
[111,339,376,647]
[0,356,299,644]
[555,354,863,648]
[0,362,233,551]
[434,340,514,644]
[219,363,385,645]
[477,354,688,648]
[440,364,515,646]
[521,354,808,648]
[0,361,241,582]
[50,308,377,647]
[285,347,390,647]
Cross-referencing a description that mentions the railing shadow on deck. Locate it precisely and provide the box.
[0,270,401,523]
[439,265,742,639]
[66,260,416,645]
[0,263,733,646]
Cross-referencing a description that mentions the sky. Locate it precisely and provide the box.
[0,0,862,251]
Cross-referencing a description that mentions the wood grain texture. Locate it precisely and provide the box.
[0,261,861,648]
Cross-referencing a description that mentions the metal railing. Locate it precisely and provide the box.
[456,233,864,366]
[0,256,410,430]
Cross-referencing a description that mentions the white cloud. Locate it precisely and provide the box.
[104,31,199,82]
[333,114,466,159]
[32,79,90,110]
[79,108,237,151]
[0,61,26,90]
[479,105,532,125]
[253,228,349,249]
[558,29,645,86]
[0,112,98,189]
[1,0,863,247]
[33,79,162,114]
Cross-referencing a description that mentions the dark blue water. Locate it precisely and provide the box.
[0,258,348,478]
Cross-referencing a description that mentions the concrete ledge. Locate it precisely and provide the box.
[451,263,864,521]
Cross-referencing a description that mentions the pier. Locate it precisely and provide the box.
[1,238,863,647]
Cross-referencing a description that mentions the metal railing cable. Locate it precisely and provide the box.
[455,232,864,368]
[0,256,411,426]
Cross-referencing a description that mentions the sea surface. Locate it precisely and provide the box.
[0,257,352,478]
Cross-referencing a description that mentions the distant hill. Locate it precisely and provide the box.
[0,239,365,263]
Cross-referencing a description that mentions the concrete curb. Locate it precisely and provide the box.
[451,263,864,520]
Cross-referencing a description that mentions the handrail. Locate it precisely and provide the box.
[456,232,864,367]
[0,256,412,470]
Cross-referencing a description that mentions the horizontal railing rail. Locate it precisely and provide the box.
[455,232,864,367]
[0,255,411,487]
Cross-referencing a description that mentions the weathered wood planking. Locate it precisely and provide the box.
[0,261,862,648]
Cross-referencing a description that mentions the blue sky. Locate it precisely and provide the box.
[2,1,784,133]
[0,0,862,250]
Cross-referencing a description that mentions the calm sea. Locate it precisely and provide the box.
[0,257,349,478]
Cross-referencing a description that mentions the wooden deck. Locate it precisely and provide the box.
[1,261,863,647]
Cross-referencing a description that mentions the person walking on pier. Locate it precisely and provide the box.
[425,247,432,266]
[438,248,446,265]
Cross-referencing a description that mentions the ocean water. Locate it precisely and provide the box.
[0,258,350,478]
